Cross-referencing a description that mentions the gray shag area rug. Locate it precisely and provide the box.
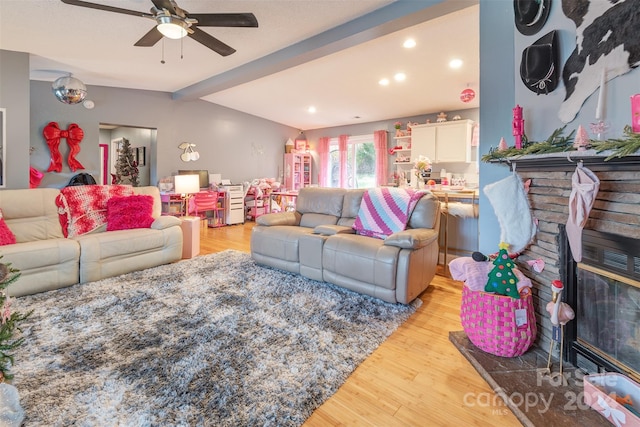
[12,250,419,426]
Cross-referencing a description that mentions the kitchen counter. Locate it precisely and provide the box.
[430,187,479,270]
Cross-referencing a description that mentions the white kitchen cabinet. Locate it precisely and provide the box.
[410,120,474,163]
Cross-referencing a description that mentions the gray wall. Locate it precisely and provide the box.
[477,1,640,254]
[28,80,296,189]
[0,51,298,190]
[0,50,30,189]
[477,0,514,254]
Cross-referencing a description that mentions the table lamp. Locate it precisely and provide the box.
[174,174,200,216]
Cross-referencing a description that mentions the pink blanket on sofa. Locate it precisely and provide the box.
[56,185,134,237]
[353,188,425,239]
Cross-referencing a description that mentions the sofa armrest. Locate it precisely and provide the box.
[384,228,438,250]
[314,225,355,236]
[256,212,300,227]
[151,215,182,230]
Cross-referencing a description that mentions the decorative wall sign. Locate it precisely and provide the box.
[135,146,146,166]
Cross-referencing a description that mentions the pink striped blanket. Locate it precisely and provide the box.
[352,188,425,239]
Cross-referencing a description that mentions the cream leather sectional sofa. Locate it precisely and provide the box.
[251,187,441,304]
[0,186,183,297]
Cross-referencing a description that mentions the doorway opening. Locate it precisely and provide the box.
[99,123,157,186]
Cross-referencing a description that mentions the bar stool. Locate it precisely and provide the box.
[436,190,478,275]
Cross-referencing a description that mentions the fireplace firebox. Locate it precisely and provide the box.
[565,229,640,381]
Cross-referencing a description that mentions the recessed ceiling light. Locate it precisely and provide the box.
[449,59,463,69]
[394,72,406,82]
[379,78,390,86]
[307,106,316,114]
[403,39,416,49]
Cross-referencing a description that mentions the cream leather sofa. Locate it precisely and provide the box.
[251,187,440,304]
[0,186,183,297]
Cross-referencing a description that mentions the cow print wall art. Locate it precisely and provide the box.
[558,0,640,123]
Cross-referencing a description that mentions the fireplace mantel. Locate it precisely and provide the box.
[490,150,640,172]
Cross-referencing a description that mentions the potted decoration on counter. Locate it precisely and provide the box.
[413,156,432,188]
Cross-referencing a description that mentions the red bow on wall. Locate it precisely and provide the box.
[42,122,85,172]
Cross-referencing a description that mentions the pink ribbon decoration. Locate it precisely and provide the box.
[29,166,44,188]
[526,259,545,273]
[43,122,85,172]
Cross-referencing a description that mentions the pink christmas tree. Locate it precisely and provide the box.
[573,125,590,151]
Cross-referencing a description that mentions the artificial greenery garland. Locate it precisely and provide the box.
[591,126,640,160]
[481,125,640,162]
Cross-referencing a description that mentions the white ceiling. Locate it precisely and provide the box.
[0,0,479,130]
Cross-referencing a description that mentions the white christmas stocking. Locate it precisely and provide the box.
[483,173,537,253]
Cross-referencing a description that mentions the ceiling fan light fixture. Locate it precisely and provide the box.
[156,16,188,39]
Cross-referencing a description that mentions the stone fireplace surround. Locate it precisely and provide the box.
[449,151,640,425]
[508,152,640,368]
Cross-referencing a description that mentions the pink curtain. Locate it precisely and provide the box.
[374,130,388,187]
[317,137,330,187]
[339,135,348,188]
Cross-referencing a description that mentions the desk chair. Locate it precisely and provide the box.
[192,191,219,228]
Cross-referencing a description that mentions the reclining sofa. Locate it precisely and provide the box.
[251,187,440,304]
[0,186,183,297]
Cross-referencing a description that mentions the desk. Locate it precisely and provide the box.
[160,193,184,216]
[432,189,478,274]
[268,191,299,213]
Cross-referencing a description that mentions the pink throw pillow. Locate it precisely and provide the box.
[106,195,155,231]
[57,185,134,237]
[0,210,16,246]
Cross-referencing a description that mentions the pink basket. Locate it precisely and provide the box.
[460,286,537,357]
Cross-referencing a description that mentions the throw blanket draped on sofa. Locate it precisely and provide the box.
[353,188,425,239]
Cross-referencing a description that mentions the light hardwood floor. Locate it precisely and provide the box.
[199,221,521,426]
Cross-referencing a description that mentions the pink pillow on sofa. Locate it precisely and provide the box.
[0,209,16,246]
[56,185,134,237]
[106,195,155,231]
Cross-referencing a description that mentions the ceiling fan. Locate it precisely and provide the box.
[60,0,258,56]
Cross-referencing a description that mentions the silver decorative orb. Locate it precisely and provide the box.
[52,76,87,105]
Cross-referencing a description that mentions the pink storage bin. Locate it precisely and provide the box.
[584,373,640,427]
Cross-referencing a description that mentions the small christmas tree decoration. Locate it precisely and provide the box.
[573,125,590,151]
[485,242,520,299]
[498,137,509,151]
[0,258,31,381]
[113,138,139,187]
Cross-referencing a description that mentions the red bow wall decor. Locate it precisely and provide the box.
[42,122,85,172]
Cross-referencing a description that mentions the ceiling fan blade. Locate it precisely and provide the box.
[134,27,163,47]
[60,0,153,18]
[188,27,236,57]
[151,0,178,15]
[190,13,258,28]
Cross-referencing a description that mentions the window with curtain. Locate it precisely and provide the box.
[327,135,376,188]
